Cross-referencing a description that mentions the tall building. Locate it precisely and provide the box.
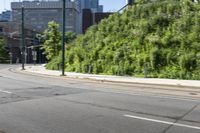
[0,11,12,22]
[82,9,112,33]
[11,0,81,33]
[75,0,103,12]
[74,0,103,33]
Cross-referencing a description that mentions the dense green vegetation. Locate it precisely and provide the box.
[47,0,200,80]
[46,35,77,70]
[42,21,77,69]
[41,21,62,61]
[0,38,9,63]
[41,21,76,63]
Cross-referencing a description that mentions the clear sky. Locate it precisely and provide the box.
[0,0,126,13]
[99,0,126,12]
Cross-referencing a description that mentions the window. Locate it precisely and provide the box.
[0,27,3,32]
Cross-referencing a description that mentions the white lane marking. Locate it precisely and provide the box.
[0,89,12,94]
[124,114,200,130]
[111,90,200,102]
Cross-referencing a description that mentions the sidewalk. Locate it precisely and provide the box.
[22,65,200,89]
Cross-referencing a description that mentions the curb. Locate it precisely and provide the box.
[12,67,200,93]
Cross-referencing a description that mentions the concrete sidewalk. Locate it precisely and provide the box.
[22,65,200,88]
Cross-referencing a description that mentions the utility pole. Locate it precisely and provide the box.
[61,0,66,76]
[21,5,25,70]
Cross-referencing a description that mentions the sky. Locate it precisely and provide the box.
[0,0,126,13]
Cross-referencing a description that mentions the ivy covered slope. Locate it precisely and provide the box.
[47,0,200,80]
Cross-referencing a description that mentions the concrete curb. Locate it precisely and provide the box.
[14,65,200,90]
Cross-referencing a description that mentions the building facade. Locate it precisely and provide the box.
[74,0,103,33]
[82,9,112,33]
[0,11,12,22]
[75,0,103,12]
[0,21,37,63]
[11,0,81,33]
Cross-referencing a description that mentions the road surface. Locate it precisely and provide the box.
[0,64,200,133]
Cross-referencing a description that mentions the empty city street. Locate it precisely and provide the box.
[0,64,200,133]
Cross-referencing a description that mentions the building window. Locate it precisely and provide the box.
[0,27,3,32]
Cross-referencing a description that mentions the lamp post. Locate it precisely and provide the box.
[61,0,66,76]
[127,0,134,5]
[36,34,42,64]
[118,0,134,12]
[21,4,25,70]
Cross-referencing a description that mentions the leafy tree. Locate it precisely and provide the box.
[41,21,61,61]
[45,31,77,70]
[65,32,76,43]
[0,38,9,63]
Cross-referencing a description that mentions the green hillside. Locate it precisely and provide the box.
[47,0,200,80]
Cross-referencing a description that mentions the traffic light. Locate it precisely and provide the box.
[127,0,134,5]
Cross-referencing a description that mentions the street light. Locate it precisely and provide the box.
[118,0,134,12]
[61,0,66,76]
[127,0,134,5]
[21,4,25,70]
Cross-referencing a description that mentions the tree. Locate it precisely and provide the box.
[41,21,61,61]
[65,31,76,43]
[45,31,77,70]
[0,38,9,63]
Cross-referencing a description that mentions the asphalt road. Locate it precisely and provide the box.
[0,64,200,133]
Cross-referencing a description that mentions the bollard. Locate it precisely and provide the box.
[144,63,148,78]
[88,64,92,74]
